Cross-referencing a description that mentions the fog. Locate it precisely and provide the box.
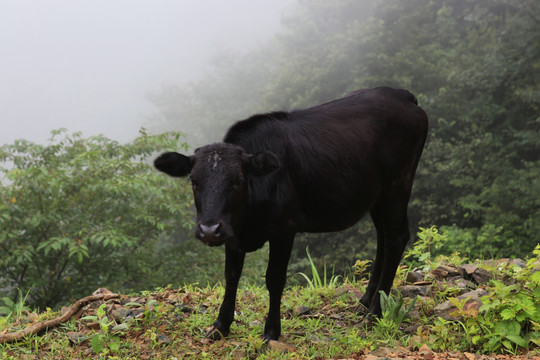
[0,0,294,146]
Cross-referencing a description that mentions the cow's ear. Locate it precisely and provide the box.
[154,152,193,177]
[244,151,280,177]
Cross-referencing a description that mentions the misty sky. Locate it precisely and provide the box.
[0,0,293,146]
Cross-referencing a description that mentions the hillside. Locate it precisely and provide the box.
[1,249,539,359]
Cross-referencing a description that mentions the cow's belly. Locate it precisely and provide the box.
[295,191,376,233]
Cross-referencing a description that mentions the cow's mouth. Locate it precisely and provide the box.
[201,237,226,247]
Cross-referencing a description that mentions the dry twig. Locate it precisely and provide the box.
[0,292,119,344]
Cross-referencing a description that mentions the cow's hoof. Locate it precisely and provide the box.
[262,331,281,342]
[205,325,229,340]
[360,313,374,326]
[356,302,370,315]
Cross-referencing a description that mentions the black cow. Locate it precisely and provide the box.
[154,86,428,341]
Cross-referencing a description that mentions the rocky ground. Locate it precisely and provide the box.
[1,257,538,359]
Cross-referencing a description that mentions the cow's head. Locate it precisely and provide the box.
[154,143,280,247]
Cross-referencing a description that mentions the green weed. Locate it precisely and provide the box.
[0,288,32,322]
[297,247,341,289]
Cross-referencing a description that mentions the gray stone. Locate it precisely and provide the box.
[431,264,460,278]
[434,288,489,320]
[157,333,172,344]
[110,307,131,322]
[293,305,310,316]
[471,268,491,284]
[66,331,89,345]
[406,270,425,283]
[268,340,295,353]
[459,264,478,275]
[397,284,431,298]
[510,258,527,268]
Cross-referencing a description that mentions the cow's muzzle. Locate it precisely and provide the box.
[196,221,226,246]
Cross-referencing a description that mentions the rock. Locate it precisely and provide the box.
[510,258,527,268]
[403,323,420,334]
[67,331,89,345]
[431,265,459,278]
[126,296,145,305]
[397,284,431,298]
[110,307,131,322]
[92,288,113,296]
[471,268,491,284]
[166,294,180,305]
[434,288,489,320]
[459,264,478,275]
[86,322,100,330]
[459,263,492,284]
[293,305,310,316]
[230,347,247,360]
[157,333,172,344]
[362,355,379,360]
[418,344,434,360]
[268,340,295,353]
[127,309,145,321]
[369,346,393,357]
[406,270,425,283]
[451,277,475,292]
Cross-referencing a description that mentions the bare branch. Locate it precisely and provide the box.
[0,292,120,344]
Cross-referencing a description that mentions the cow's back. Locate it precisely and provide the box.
[224,87,428,233]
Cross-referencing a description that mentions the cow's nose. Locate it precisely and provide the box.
[199,223,221,238]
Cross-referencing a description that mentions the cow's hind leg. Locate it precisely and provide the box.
[359,205,385,312]
[361,188,411,316]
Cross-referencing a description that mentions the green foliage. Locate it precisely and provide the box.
[373,291,418,342]
[2,246,540,357]
[380,291,418,327]
[424,244,540,354]
[296,247,341,289]
[147,0,539,265]
[352,259,371,282]
[0,129,194,308]
[0,288,31,321]
[404,226,446,270]
[80,303,121,354]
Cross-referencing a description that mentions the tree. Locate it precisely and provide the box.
[0,130,194,308]
[146,0,540,266]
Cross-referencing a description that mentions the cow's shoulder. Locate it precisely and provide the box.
[224,111,289,145]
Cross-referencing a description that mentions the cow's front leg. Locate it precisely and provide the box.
[263,235,294,341]
[207,244,245,339]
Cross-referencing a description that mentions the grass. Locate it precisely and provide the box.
[0,282,385,359]
[1,240,539,359]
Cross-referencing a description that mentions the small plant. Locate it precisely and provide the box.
[0,288,32,321]
[80,303,122,354]
[297,247,341,289]
[430,244,540,354]
[372,291,418,344]
[379,291,418,327]
[352,259,371,283]
[404,225,446,270]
